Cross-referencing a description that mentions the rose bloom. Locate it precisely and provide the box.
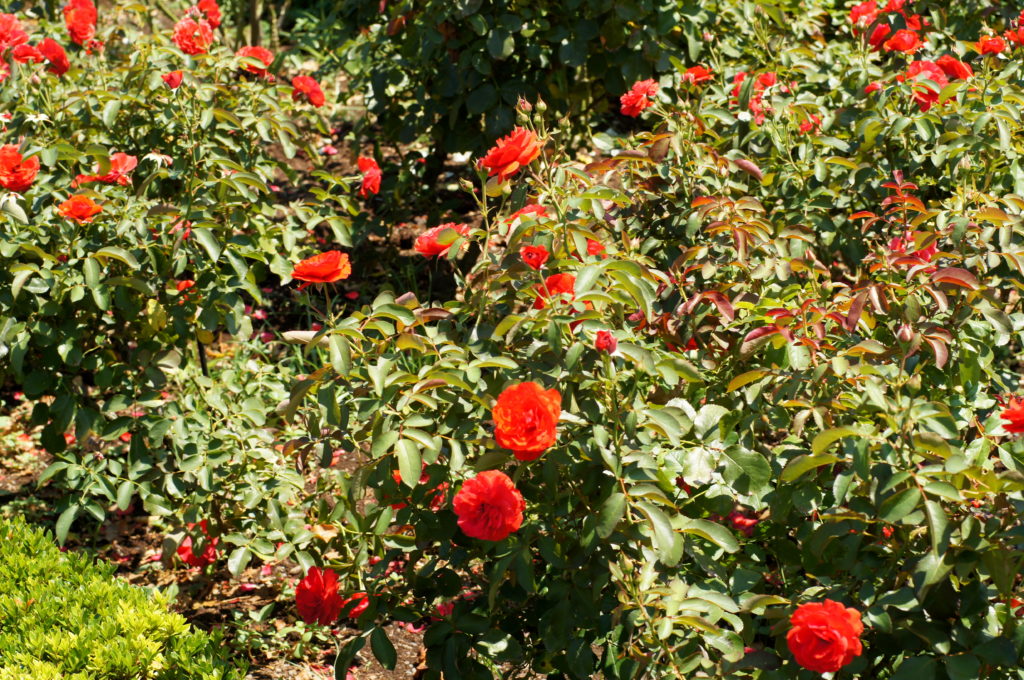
[977,35,1006,55]
[357,156,381,197]
[236,45,274,77]
[519,244,549,270]
[292,250,352,289]
[452,470,526,541]
[620,78,659,116]
[505,203,548,225]
[0,13,29,53]
[492,381,561,460]
[295,567,344,625]
[594,330,617,354]
[883,29,922,53]
[172,17,214,55]
[162,70,183,89]
[864,81,882,94]
[1006,25,1024,47]
[190,0,221,28]
[340,592,370,618]
[786,600,864,673]
[480,127,542,183]
[868,23,891,50]
[799,114,822,134]
[73,152,137,187]
[38,38,70,76]
[849,0,878,30]
[64,0,97,46]
[935,54,973,80]
[533,272,576,309]
[1001,397,1024,434]
[897,60,948,112]
[176,520,219,567]
[12,44,43,63]
[0,145,40,193]
[58,194,102,223]
[586,239,606,258]
[292,75,325,107]
[680,65,713,86]
[414,222,470,257]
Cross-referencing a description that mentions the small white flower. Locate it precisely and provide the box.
[24,113,51,125]
[737,111,752,122]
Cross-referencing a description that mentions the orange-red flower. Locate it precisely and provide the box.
[176,520,219,567]
[897,60,948,112]
[849,0,878,30]
[480,127,541,183]
[519,244,549,270]
[452,470,525,541]
[620,79,659,116]
[0,13,29,54]
[935,54,973,80]
[977,35,1006,55]
[172,16,214,55]
[1001,397,1024,434]
[414,222,469,257]
[533,272,576,309]
[189,0,221,28]
[12,43,42,63]
[291,250,352,289]
[38,38,70,76]
[58,194,102,223]
[594,330,617,354]
[883,29,922,53]
[236,45,274,77]
[162,70,183,89]
[786,600,863,673]
[680,66,713,86]
[72,152,137,187]
[357,156,381,197]
[292,75,325,107]
[340,592,370,618]
[0,145,40,193]
[504,203,548,225]
[492,381,561,460]
[64,0,97,46]
[295,567,344,625]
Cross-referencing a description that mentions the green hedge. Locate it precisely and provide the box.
[0,516,242,680]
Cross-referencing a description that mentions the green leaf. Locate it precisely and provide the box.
[943,654,980,680]
[635,501,681,566]
[370,627,397,670]
[694,404,729,439]
[227,546,251,577]
[396,439,422,488]
[192,227,222,262]
[596,492,626,539]
[330,335,352,375]
[102,99,121,128]
[115,480,133,511]
[780,453,838,483]
[923,499,947,555]
[812,426,862,455]
[880,487,921,523]
[94,246,139,269]
[678,517,740,553]
[55,505,78,545]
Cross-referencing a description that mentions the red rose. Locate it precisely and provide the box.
[452,470,525,541]
[849,0,878,30]
[480,127,542,183]
[58,194,102,223]
[172,17,214,55]
[0,145,40,193]
[176,520,219,567]
[414,222,469,257]
[492,381,561,459]
[236,45,274,77]
[594,330,617,354]
[883,29,922,54]
[504,203,548,225]
[292,250,352,289]
[0,13,29,54]
[162,70,184,89]
[864,81,882,94]
[357,156,381,197]
[799,114,822,134]
[533,272,576,309]
[36,39,70,76]
[190,0,221,28]
[786,600,864,673]
[64,0,97,46]
[620,78,659,116]
[295,567,344,625]
[12,43,42,63]
[291,75,325,107]
[935,54,973,80]
[176,279,195,292]
[586,239,607,258]
[977,35,1006,55]
[1007,26,1024,46]
[519,244,549,270]
[1001,397,1024,434]
[340,592,370,618]
[72,152,137,187]
[680,65,713,86]
[868,23,891,50]
[897,60,948,112]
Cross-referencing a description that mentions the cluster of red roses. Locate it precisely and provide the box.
[0,1,91,82]
[167,0,325,107]
[618,66,714,118]
[852,0,1021,112]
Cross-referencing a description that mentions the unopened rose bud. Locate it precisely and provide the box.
[595,330,618,354]
[535,98,547,112]
[517,97,533,113]
[897,323,914,342]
